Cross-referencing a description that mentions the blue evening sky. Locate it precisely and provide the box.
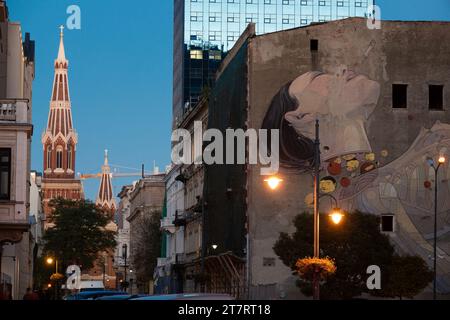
[7,0,450,201]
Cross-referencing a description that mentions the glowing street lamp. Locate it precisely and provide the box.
[46,256,59,300]
[264,176,283,190]
[330,209,344,225]
[427,155,446,300]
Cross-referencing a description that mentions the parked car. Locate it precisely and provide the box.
[63,290,126,300]
[79,281,105,292]
[95,294,146,301]
[131,293,235,301]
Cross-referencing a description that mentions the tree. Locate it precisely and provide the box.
[43,198,117,272]
[131,210,162,291]
[274,211,396,300]
[376,255,433,300]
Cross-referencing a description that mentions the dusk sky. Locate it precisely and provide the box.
[7,0,450,201]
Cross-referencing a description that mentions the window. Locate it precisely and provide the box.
[56,148,63,169]
[209,50,222,60]
[392,84,408,108]
[190,50,203,60]
[310,39,319,51]
[429,85,444,110]
[46,147,52,169]
[0,149,11,200]
[381,215,395,232]
[67,145,73,170]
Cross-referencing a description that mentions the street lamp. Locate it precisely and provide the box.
[320,195,344,226]
[46,257,59,300]
[46,257,58,274]
[330,209,344,225]
[264,119,344,300]
[122,244,128,292]
[427,155,446,300]
[264,176,283,191]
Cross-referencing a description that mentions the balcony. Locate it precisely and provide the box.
[161,217,176,234]
[174,253,186,267]
[0,100,28,123]
[172,210,187,227]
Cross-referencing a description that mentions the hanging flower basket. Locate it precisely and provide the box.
[50,273,65,281]
[296,257,337,281]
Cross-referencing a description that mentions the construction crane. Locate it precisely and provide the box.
[78,151,162,181]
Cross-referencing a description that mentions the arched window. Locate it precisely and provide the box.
[67,145,73,170]
[46,147,52,169]
[56,147,63,169]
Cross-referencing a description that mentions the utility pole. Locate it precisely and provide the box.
[313,119,321,301]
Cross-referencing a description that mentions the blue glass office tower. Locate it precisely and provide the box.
[173,0,374,126]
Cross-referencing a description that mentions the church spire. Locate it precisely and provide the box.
[41,26,85,224]
[96,150,117,212]
[42,27,78,179]
[56,25,66,63]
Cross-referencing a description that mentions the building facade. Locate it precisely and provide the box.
[158,98,209,295]
[41,27,83,224]
[127,175,165,294]
[156,164,184,294]
[173,0,374,127]
[0,0,35,300]
[114,184,133,290]
[29,171,45,284]
[202,18,450,299]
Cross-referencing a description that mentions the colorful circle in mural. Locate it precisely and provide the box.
[365,153,376,162]
[361,162,376,174]
[305,193,314,207]
[328,162,342,176]
[381,150,389,158]
[340,177,351,188]
[343,154,357,161]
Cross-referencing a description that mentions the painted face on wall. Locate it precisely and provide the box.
[284,68,380,161]
[346,158,360,172]
[320,176,337,194]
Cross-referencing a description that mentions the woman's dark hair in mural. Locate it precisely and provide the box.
[261,81,315,172]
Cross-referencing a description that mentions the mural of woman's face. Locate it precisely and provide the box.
[284,69,380,160]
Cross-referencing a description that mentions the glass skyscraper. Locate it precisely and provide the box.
[173,0,374,126]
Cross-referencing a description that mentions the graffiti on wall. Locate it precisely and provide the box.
[262,67,450,291]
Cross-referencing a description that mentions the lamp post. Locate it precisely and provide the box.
[312,120,321,300]
[427,155,446,300]
[122,244,128,292]
[264,119,343,301]
[46,257,58,300]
